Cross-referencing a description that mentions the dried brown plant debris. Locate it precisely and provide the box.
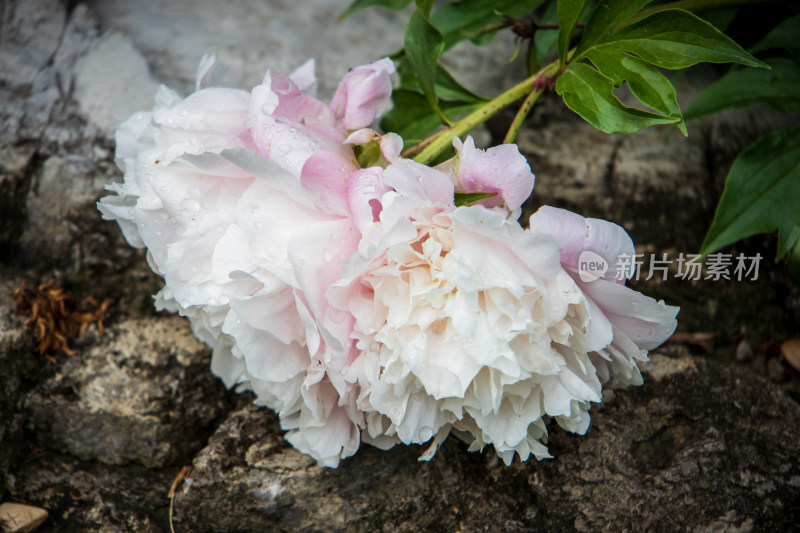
[8,280,110,360]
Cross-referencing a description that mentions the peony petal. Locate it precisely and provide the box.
[382,159,455,207]
[530,205,635,281]
[300,150,357,215]
[452,136,535,213]
[330,58,395,130]
[289,58,317,95]
[347,167,392,234]
[578,277,679,350]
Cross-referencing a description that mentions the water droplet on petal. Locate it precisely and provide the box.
[323,251,332,262]
[419,426,434,442]
[180,199,200,212]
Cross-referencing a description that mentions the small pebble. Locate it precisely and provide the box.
[0,502,49,533]
[735,339,753,362]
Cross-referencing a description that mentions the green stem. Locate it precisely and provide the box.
[503,87,544,145]
[406,59,558,164]
[404,0,770,164]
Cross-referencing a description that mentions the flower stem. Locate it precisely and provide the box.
[404,0,767,163]
[503,86,544,145]
[405,59,559,164]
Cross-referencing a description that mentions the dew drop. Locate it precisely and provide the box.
[254,221,264,229]
[323,251,332,262]
[418,426,434,442]
[178,109,188,117]
[180,199,200,212]
[415,175,423,182]
[188,187,201,197]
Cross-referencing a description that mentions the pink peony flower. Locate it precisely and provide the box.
[100,53,395,467]
[101,53,677,467]
[329,169,678,465]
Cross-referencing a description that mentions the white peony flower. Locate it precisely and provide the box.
[331,178,678,464]
[100,53,678,467]
[99,54,395,467]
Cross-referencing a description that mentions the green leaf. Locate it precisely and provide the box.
[405,9,447,123]
[380,90,483,146]
[750,14,800,62]
[557,0,590,66]
[701,123,800,260]
[415,0,434,17]
[396,56,486,103]
[555,62,679,134]
[594,9,769,70]
[573,0,654,61]
[587,48,687,135]
[339,0,413,20]
[431,0,546,50]
[454,192,498,207]
[685,57,800,120]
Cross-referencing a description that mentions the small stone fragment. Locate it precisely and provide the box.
[735,339,753,362]
[780,338,800,372]
[0,502,48,533]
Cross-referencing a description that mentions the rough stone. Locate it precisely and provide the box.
[23,316,234,468]
[85,0,522,98]
[0,279,41,502]
[8,452,174,533]
[166,354,800,532]
[2,0,800,531]
[72,31,160,136]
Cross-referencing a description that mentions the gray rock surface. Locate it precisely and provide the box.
[1,0,799,532]
[166,354,800,532]
[24,316,234,468]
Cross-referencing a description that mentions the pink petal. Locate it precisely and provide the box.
[258,67,335,128]
[530,206,635,281]
[289,59,317,94]
[347,167,392,234]
[382,159,454,207]
[152,87,253,157]
[330,58,395,130]
[287,218,361,324]
[453,136,535,213]
[300,150,358,215]
[578,277,679,350]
